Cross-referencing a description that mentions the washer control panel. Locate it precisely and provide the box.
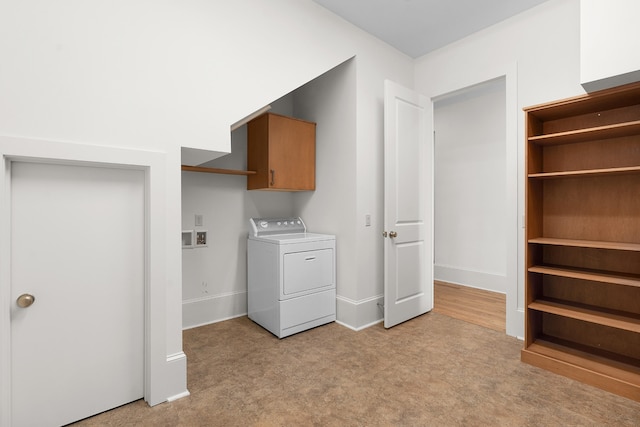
[250,217,306,236]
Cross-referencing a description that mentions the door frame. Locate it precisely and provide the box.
[424,62,521,338]
[0,136,169,424]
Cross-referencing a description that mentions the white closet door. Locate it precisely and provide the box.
[10,161,145,427]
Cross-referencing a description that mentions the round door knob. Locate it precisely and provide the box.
[16,293,35,308]
[389,231,398,238]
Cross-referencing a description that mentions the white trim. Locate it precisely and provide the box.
[163,352,189,403]
[0,136,180,423]
[504,62,522,339]
[183,312,247,330]
[182,289,246,305]
[425,61,521,338]
[336,294,384,330]
[182,290,247,329]
[434,265,506,294]
[336,319,384,332]
[0,150,10,427]
[166,390,191,402]
[335,294,378,305]
[166,352,187,363]
[230,105,272,131]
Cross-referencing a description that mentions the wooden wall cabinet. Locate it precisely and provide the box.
[247,113,316,191]
[522,82,640,402]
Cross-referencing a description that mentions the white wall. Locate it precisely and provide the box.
[179,20,413,330]
[415,0,584,338]
[0,0,414,409]
[181,96,296,328]
[7,0,631,409]
[292,60,359,326]
[181,48,414,331]
[434,78,506,293]
[181,62,356,328]
[353,45,415,328]
[580,0,640,91]
[0,0,358,159]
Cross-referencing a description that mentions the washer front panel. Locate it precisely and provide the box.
[283,248,334,295]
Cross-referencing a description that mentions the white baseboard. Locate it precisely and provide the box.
[166,390,190,402]
[183,291,386,332]
[152,352,188,406]
[336,294,383,331]
[182,291,247,330]
[336,318,383,331]
[508,307,525,339]
[435,265,506,294]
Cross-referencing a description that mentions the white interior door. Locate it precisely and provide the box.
[10,161,145,426]
[383,80,433,328]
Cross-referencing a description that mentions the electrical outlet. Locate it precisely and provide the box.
[195,214,204,227]
[365,214,371,227]
[195,230,207,247]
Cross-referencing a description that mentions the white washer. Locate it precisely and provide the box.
[248,217,336,338]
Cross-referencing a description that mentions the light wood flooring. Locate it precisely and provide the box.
[433,280,506,332]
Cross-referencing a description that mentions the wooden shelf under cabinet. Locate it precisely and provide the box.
[523,81,640,402]
[181,165,256,176]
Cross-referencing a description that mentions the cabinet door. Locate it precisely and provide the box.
[268,114,315,190]
[247,114,271,190]
[247,113,316,191]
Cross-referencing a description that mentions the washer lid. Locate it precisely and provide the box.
[249,232,335,244]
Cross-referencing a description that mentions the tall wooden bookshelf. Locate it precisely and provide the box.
[521,81,640,402]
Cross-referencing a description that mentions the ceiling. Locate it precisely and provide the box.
[312,0,549,58]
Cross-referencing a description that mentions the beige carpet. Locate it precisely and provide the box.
[74,313,640,426]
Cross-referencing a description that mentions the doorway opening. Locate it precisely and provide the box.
[433,77,507,331]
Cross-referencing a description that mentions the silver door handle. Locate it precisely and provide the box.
[389,231,397,238]
[16,293,36,308]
